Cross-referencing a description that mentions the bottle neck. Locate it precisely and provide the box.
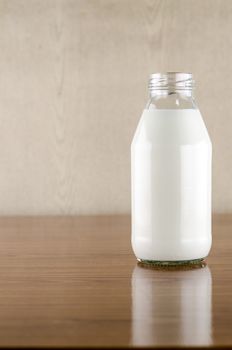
[150,89,193,98]
[147,90,196,110]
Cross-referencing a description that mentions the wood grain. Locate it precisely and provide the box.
[0,0,231,214]
[0,214,229,347]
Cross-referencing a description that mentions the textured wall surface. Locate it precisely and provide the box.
[0,0,231,214]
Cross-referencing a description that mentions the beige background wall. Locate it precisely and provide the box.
[0,0,231,214]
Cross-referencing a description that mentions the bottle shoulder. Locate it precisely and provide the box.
[131,109,211,147]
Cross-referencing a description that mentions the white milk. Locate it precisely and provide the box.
[131,109,212,262]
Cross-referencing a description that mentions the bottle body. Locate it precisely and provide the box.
[131,73,212,263]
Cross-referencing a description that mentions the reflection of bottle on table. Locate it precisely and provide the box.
[131,265,212,346]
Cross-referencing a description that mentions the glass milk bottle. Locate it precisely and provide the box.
[131,72,212,265]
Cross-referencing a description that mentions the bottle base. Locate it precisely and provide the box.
[137,257,206,267]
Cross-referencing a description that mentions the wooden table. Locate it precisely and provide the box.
[0,215,230,348]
